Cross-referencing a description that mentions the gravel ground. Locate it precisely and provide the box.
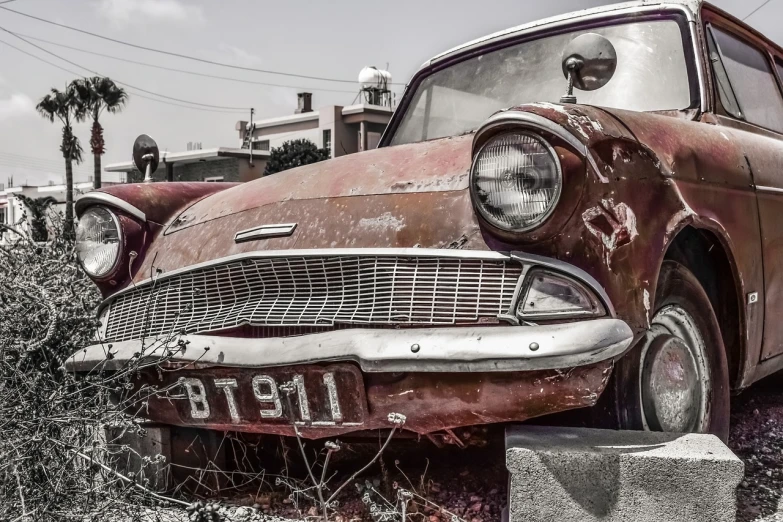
[732,375,783,522]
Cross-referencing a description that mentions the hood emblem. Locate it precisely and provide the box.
[234,223,297,243]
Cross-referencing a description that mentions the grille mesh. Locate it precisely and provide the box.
[104,254,522,342]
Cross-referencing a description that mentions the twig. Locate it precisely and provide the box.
[48,439,189,508]
[282,388,328,519]
[10,509,37,522]
[14,464,26,515]
[326,415,405,506]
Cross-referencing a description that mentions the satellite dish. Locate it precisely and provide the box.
[132,134,160,183]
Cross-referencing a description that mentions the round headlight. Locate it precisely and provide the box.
[471,132,562,232]
[76,207,122,277]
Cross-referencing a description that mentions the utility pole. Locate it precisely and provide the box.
[249,107,255,168]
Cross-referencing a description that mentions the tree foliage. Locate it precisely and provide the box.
[263,139,330,176]
[73,77,128,189]
[35,86,84,163]
[36,85,84,238]
[15,194,57,242]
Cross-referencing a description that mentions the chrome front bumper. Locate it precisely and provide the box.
[66,318,633,373]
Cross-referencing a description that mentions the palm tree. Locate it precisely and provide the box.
[16,194,57,242]
[73,77,127,190]
[36,85,84,238]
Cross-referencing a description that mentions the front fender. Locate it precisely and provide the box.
[75,182,238,225]
[477,104,757,344]
[75,182,238,296]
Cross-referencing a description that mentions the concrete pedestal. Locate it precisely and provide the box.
[506,426,743,522]
[105,424,172,491]
[104,424,227,493]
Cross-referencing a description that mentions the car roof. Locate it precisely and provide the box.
[423,0,703,68]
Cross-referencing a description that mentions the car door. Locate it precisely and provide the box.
[707,21,783,361]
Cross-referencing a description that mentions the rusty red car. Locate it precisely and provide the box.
[67,0,783,445]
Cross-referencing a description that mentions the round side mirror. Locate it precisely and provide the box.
[132,134,159,182]
[561,33,617,92]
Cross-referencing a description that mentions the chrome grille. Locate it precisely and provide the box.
[104,253,522,342]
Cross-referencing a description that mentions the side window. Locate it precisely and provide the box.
[709,25,783,133]
[252,140,270,152]
[706,28,742,118]
[776,58,783,91]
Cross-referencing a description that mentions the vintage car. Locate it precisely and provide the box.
[67,0,783,445]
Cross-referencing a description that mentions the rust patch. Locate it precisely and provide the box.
[445,234,470,250]
[134,361,612,439]
[582,199,639,268]
[133,191,487,280]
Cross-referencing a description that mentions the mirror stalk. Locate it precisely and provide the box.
[142,154,155,184]
[560,58,583,104]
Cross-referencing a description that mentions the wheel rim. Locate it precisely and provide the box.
[638,305,711,433]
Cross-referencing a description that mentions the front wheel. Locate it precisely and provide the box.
[612,261,730,440]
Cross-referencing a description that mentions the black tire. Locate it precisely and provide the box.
[610,260,730,441]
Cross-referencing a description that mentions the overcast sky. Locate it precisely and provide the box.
[0,0,778,186]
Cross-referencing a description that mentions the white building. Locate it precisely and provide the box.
[0,182,114,241]
[238,94,394,160]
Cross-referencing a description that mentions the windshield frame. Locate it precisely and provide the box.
[380,3,704,148]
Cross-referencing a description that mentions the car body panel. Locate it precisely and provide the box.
[129,361,613,438]
[67,0,783,437]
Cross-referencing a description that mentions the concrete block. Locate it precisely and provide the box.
[170,427,228,492]
[105,423,172,492]
[506,426,743,522]
[104,425,229,494]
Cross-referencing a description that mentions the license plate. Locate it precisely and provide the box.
[170,364,367,427]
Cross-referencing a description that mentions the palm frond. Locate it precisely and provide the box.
[81,77,128,119]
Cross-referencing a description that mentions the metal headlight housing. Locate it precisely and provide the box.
[76,206,122,278]
[470,131,562,232]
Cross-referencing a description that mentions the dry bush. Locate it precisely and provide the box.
[0,220,183,520]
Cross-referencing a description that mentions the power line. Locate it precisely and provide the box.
[0,28,249,111]
[743,0,774,20]
[0,160,89,172]
[0,5,405,85]
[0,36,249,114]
[12,32,363,95]
[0,151,93,168]
[0,37,81,78]
[0,160,90,175]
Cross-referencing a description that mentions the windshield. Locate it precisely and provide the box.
[390,17,694,146]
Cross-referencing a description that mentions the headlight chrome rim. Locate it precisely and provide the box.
[470,131,563,233]
[76,206,123,278]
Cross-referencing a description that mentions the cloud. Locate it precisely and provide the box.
[217,43,265,68]
[0,94,34,119]
[97,0,204,27]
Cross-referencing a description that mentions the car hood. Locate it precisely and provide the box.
[167,134,473,232]
[132,134,489,281]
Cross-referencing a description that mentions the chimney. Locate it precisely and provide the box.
[295,92,313,114]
